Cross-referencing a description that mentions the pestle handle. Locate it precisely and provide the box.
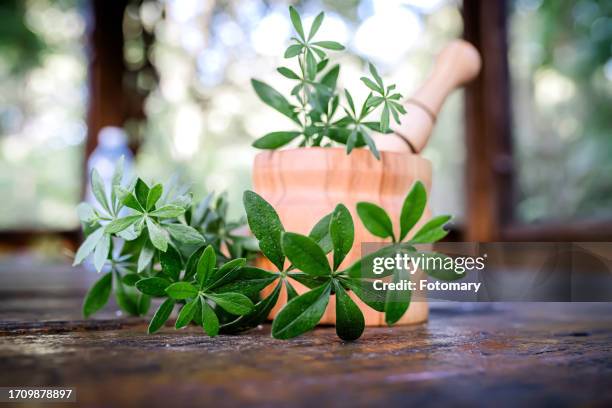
[374,40,482,153]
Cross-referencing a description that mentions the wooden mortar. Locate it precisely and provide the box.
[252,40,481,326]
[253,147,432,325]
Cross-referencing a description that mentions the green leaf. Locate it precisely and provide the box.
[137,240,155,272]
[330,204,354,270]
[289,6,305,40]
[110,156,124,204]
[343,243,414,279]
[169,194,192,210]
[309,213,332,254]
[277,67,300,80]
[313,41,345,50]
[369,63,384,89]
[165,223,205,245]
[360,77,383,94]
[282,232,331,276]
[136,277,171,296]
[91,169,110,214]
[206,292,253,315]
[361,132,380,160]
[285,280,299,301]
[77,202,97,223]
[122,273,140,286]
[390,103,401,125]
[251,79,298,123]
[308,11,324,40]
[183,245,205,281]
[146,184,163,211]
[159,244,182,281]
[341,278,386,312]
[93,233,110,272]
[344,89,355,114]
[221,281,282,334]
[214,266,277,298]
[321,65,339,89]
[117,223,141,241]
[82,272,112,318]
[146,217,169,252]
[73,227,104,266]
[411,215,451,244]
[363,121,390,133]
[384,268,411,325]
[399,181,427,241]
[138,294,151,316]
[334,281,364,341]
[200,298,219,336]
[208,258,246,289]
[287,273,328,289]
[175,298,198,329]
[360,93,374,118]
[284,44,303,58]
[114,272,139,316]
[197,245,216,287]
[105,215,141,234]
[356,202,395,240]
[149,205,185,218]
[390,100,405,112]
[346,129,358,154]
[135,178,150,208]
[243,191,285,271]
[148,298,174,334]
[380,104,390,133]
[311,46,326,60]
[306,49,316,80]
[165,282,198,300]
[365,96,384,109]
[121,191,144,212]
[272,283,331,339]
[113,184,130,203]
[252,131,300,149]
[317,58,329,73]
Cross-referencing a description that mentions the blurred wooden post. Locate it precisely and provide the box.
[462,0,514,242]
[83,0,129,187]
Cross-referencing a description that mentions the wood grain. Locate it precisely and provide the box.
[253,148,433,326]
[1,260,611,407]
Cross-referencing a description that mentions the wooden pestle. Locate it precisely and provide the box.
[373,40,482,153]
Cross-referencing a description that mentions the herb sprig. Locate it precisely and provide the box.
[74,166,257,321]
[75,171,460,340]
[251,6,405,159]
[355,181,464,325]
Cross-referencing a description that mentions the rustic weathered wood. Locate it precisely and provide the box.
[1,260,611,407]
[253,148,432,326]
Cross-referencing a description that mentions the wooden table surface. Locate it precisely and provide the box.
[1,256,611,407]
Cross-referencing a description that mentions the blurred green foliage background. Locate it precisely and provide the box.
[0,0,610,230]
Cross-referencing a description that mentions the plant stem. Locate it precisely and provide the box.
[298,52,310,146]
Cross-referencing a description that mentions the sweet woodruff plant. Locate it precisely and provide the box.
[73,8,459,341]
[74,160,457,341]
[251,7,406,159]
